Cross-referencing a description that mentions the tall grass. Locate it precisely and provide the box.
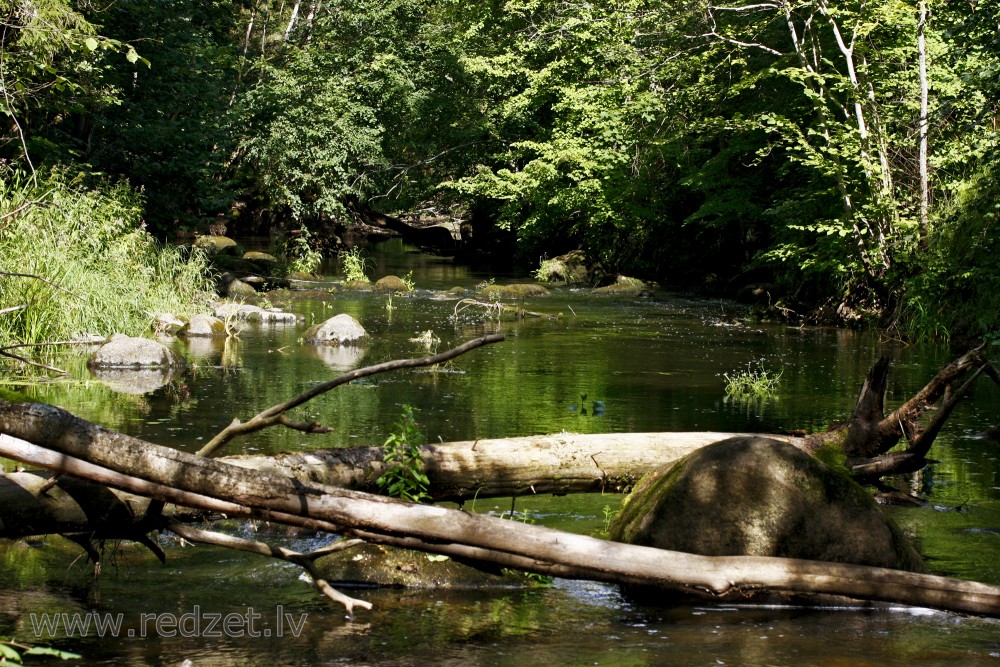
[0,171,215,348]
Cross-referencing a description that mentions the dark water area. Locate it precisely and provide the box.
[2,240,1000,664]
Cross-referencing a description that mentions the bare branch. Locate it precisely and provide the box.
[167,521,371,617]
[0,349,67,375]
[196,334,505,457]
[0,270,83,298]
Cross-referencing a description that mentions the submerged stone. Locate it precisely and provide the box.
[479,283,549,300]
[315,543,531,589]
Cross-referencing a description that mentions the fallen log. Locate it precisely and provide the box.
[0,430,803,539]
[2,403,1000,617]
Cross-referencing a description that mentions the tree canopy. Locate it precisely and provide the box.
[2,0,999,341]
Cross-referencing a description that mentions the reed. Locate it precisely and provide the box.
[0,172,215,351]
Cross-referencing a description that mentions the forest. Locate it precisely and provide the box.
[1,0,999,341]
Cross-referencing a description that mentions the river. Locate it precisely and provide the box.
[2,240,999,665]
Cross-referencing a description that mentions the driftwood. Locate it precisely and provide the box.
[0,431,802,539]
[1,409,1000,618]
[806,345,1000,480]
[1,338,998,618]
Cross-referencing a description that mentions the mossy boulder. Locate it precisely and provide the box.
[479,283,549,300]
[216,272,258,297]
[243,251,279,266]
[341,279,374,291]
[535,250,590,285]
[591,276,645,297]
[374,275,412,293]
[194,235,241,256]
[304,313,367,345]
[609,436,923,571]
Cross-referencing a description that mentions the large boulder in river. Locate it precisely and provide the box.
[304,313,367,345]
[87,333,186,370]
[535,250,591,285]
[609,436,922,571]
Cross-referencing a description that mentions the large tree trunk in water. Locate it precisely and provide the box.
[2,401,1000,617]
[0,430,802,538]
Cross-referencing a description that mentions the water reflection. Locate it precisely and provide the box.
[3,246,1000,665]
[305,342,368,371]
[90,367,179,395]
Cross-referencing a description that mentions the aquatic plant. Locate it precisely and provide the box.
[338,247,371,283]
[278,225,323,275]
[723,362,782,400]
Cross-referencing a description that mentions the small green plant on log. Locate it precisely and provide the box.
[377,405,430,503]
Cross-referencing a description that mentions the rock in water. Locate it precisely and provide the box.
[87,333,185,369]
[304,313,368,345]
[609,436,922,571]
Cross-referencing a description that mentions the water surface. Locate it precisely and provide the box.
[2,243,999,664]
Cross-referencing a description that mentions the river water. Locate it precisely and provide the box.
[2,241,999,665]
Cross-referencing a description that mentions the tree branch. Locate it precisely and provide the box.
[197,334,505,457]
[166,521,371,618]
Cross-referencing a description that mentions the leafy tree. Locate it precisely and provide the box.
[84,0,241,234]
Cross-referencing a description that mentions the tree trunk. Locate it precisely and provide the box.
[807,345,996,477]
[0,430,799,538]
[2,405,1000,617]
[2,347,997,616]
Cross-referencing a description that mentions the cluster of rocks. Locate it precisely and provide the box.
[88,296,363,393]
[533,250,653,297]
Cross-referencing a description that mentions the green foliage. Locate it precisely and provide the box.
[338,248,371,283]
[86,0,240,233]
[0,171,215,350]
[894,167,1000,344]
[277,225,323,275]
[0,637,81,663]
[376,405,430,503]
[723,362,782,400]
[5,0,1000,338]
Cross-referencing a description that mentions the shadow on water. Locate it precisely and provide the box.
[2,243,1000,664]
